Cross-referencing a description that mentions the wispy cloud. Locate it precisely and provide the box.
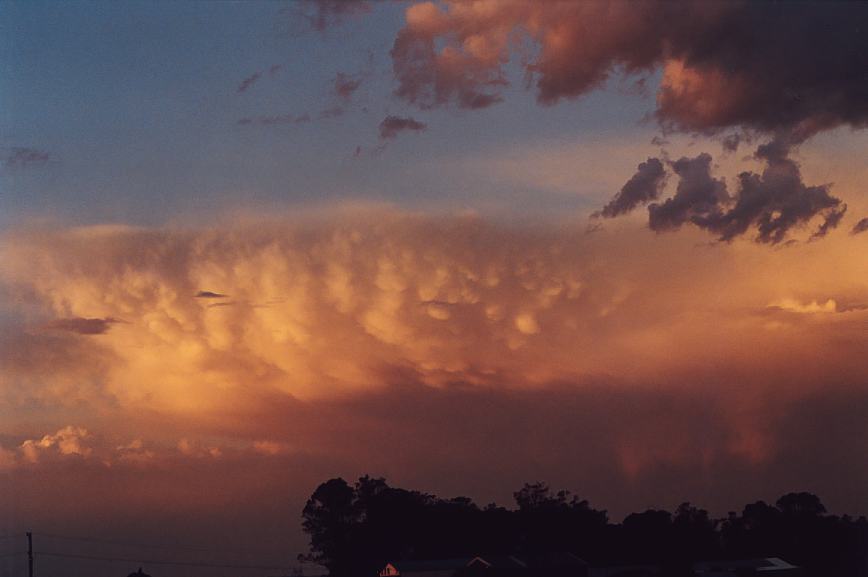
[195,291,228,299]
[237,64,282,93]
[3,146,50,169]
[45,317,121,335]
[851,217,868,235]
[379,115,427,140]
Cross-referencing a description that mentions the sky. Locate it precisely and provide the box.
[1,1,868,575]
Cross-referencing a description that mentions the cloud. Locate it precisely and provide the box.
[334,72,363,102]
[45,316,121,335]
[646,153,729,233]
[379,115,427,140]
[596,158,667,218]
[237,65,282,93]
[3,146,50,169]
[195,290,228,299]
[20,426,92,463]
[177,438,222,459]
[767,298,837,315]
[293,0,373,32]
[3,211,868,414]
[237,71,262,93]
[115,438,156,465]
[601,142,846,244]
[3,213,868,560]
[851,218,868,236]
[389,1,868,140]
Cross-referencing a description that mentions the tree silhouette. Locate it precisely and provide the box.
[300,479,868,577]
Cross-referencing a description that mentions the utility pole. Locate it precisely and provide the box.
[26,532,33,577]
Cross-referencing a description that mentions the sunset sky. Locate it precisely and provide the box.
[2,1,868,575]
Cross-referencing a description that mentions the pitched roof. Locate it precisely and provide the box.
[390,559,475,572]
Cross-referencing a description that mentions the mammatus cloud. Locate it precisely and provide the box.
[3,213,867,413]
[600,143,846,244]
[851,218,868,236]
[3,214,868,555]
[2,146,50,169]
[596,158,667,218]
[379,115,427,140]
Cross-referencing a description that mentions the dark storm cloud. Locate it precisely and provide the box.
[721,134,742,153]
[390,1,868,140]
[708,140,844,244]
[45,317,121,335]
[851,218,868,236]
[3,147,50,169]
[378,115,427,140]
[386,0,864,244]
[647,153,729,234]
[597,158,667,218]
[603,142,846,244]
[809,205,848,242]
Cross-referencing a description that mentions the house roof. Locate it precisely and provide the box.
[694,557,799,573]
[518,552,588,569]
[389,559,476,572]
[385,552,586,575]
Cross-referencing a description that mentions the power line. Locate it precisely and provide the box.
[38,551,293,571]
[35,532,245,554]
[33,532,306,557]
[0,552,24,559]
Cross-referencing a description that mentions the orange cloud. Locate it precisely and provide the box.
[19,425,93,463]
[1,207,868,534]
[2,212,866,416]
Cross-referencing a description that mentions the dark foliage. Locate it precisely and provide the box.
[301,479,868,577]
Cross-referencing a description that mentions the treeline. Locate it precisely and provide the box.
[300,476,868,577]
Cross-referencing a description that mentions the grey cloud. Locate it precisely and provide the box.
[45,317,121,335]
[334,72,363,102]
[598,158,667,218]
[293,0,372,32]
[379,115,427,140]
[3,147,50,169]
[851,218,868,236]
[237,71,262,93]
[604,141,846,244]
[195,291,228,299]
[647,153,729,233]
